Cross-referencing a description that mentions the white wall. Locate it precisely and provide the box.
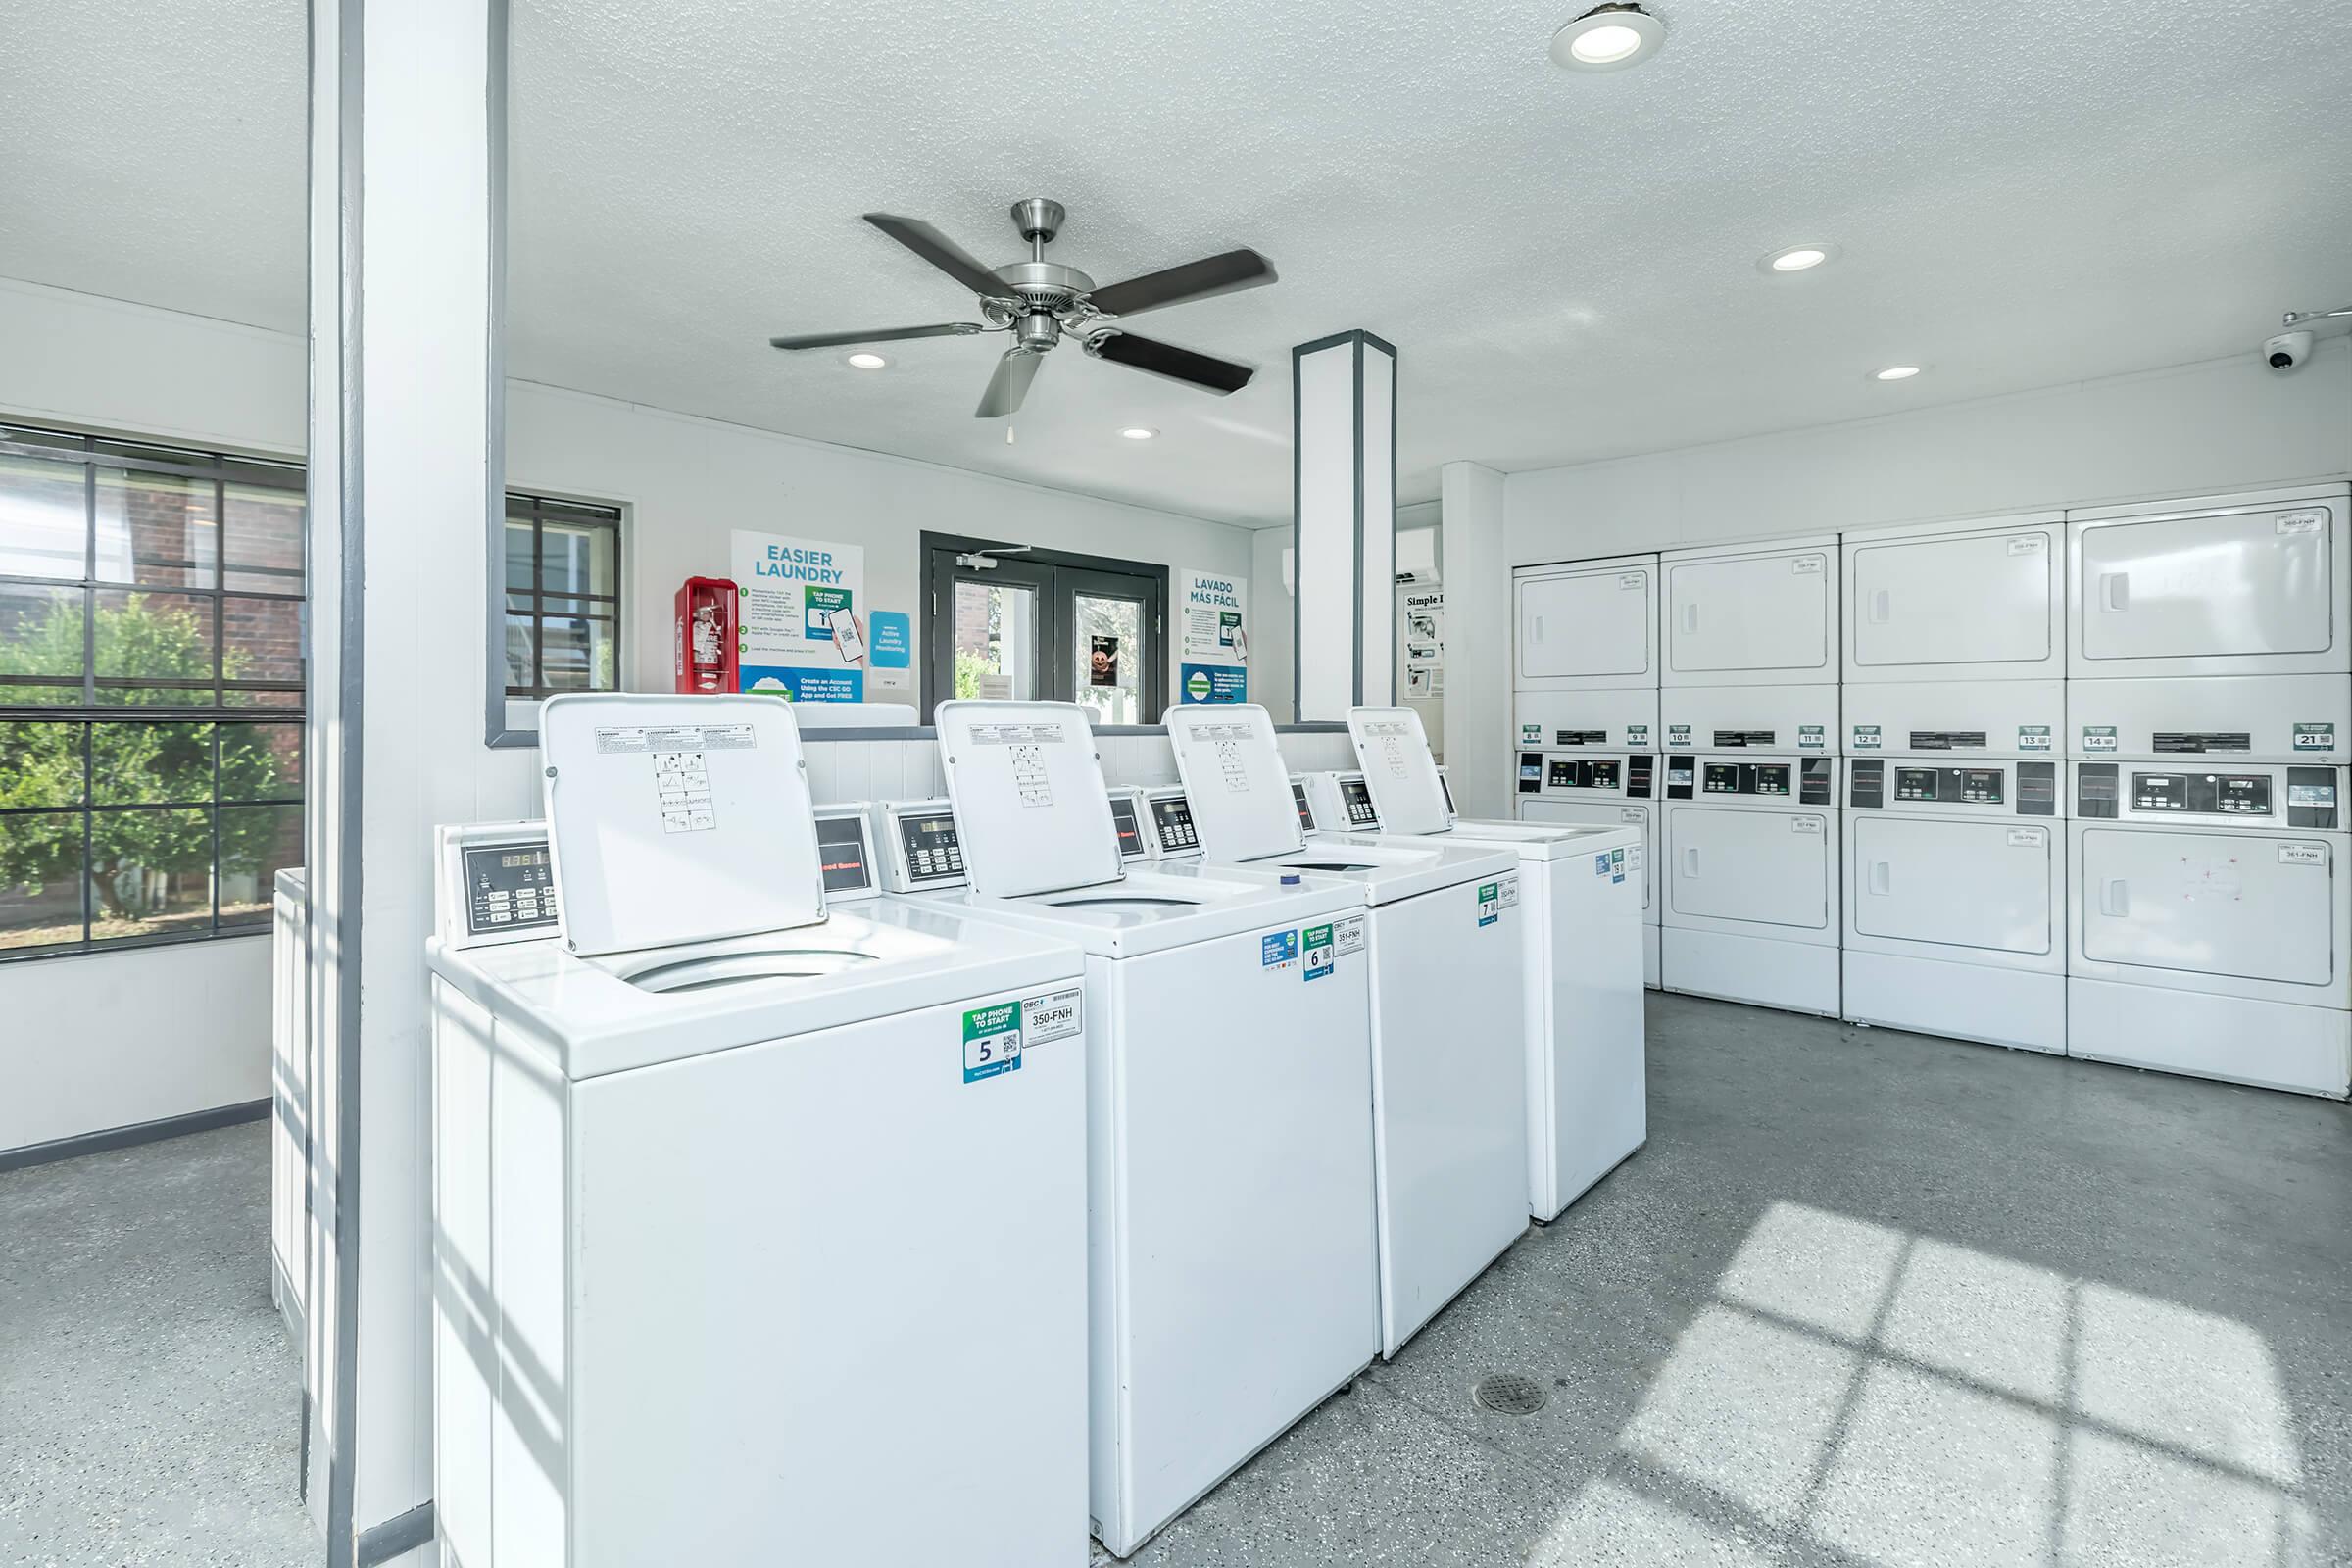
[1505,346,2352,565]
[505,383,1257,714]
[0,280,1262,1152]
[1439,463,1509,819]
[1249,524,1294,721]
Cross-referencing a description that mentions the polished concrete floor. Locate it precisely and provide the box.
[4,995,2347,1567]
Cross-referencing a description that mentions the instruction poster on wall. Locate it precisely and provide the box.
[730,529,866,702]
[1403,588,1445,699]
[1178,568,1249,704]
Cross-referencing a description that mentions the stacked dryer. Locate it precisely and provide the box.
[1656,537,1841,1016]
[1838,513,2070,1053]
[1512,554,1663,987]
[2064,484,2352,1097]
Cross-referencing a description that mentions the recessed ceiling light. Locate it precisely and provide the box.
[1759,242,1838,274]
[1873,365,1924,381]
[1120,426,1158,441]
[844,351,889,370]
[1550,4,1666,71]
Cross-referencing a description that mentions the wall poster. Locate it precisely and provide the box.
[1178,568,1249,704]
[729,529,866,702]
[1403,588,1445,699]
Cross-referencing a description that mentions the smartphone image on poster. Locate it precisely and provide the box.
[825,608,868,663]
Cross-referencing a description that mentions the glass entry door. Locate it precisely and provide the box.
[922,537,1168,722]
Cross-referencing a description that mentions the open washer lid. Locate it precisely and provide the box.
[539,693,826,956]
[935,700,1124,897]
[1348,706,1452,836]
[1162,703,1306,861]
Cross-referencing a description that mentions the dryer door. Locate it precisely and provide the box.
[2076,504,2337,671]
[1668,807,1829,930]
[2080,828,2335,984]
[1853,816,2051,955]
[1847,528,2057,679]
[1664,548,1835,683]
[1516,564,1654,687]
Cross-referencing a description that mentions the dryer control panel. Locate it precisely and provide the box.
[1847,760,2056,814]
[1143,786,1202,858]
[2073,763,2341,828]
[873,799,968,891]
[1523,751,1655,800]
[1665,756,1834,806]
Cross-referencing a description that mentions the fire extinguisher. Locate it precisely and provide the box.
[674,577,740,694]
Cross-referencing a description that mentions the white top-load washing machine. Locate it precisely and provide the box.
[1516,749,1663,989]
[1514,553,1661,753]
[2067,759,2351,1098]
[2066,484,2352,762]
[424,694,1092,1568]
[1842,757,2068,1054]
[1337,708,1647,1223]
[1660,752,1843,1016]
[1841,512,2067,759]
[888,701,1380,1559]
[1156,705,1528,1358]
[1661,535,1839,759]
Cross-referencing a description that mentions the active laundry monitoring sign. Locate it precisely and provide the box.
[1179,568,1248,704]
[731,529,866,702]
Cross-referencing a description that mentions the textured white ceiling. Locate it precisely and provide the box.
[8,1,2352,528]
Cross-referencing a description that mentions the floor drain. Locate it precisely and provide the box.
[1471,1373,1548,1416]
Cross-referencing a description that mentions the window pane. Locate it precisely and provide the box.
[0,451,90,581]
[222,595,302,688]
[0,720,84,807]
[220,722,303,800]
[91,721,213,806]
[504,614,536,690]
[0,426,89,457]
[0,810,85,950]
[218,803,303,927]
[222,479,305,592]
[504,518,535,594]
[92,590,218,704]
[1,581,88,704]
[1074,594,1145,727]
[94,466,219,589]
[88,806,213,941]
[953,581,1038,700]
[537,613,615,691]
[222,686,303,710]
[537,520,616,599]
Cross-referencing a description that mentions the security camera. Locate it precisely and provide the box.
[2265,330,2315,372]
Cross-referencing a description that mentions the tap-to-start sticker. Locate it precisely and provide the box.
[1303,924,1335,981]
[961,1003,1023,1084]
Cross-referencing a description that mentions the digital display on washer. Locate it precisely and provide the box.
[1589,760,1621,790]
[461,842,556,936]
[1337,776,1380,827]
[896,811,964,882]
[1753,765,1790,796]
[1150,793,1200,851]
[1702,763,1740,794]
[2216,776,2271,814]
[1108,795,1148,858]
[814,813,872,893]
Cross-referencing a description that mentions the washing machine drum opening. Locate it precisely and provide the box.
[617,948,882,993]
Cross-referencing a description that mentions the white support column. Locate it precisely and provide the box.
[306,2,535,1563]
[1440,461,1509,818]
[1291,331,1396,721]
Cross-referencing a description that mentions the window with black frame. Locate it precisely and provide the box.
[0,424,306,956]
[503,494,622,699]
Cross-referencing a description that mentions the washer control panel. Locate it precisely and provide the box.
[1144,787,1201,858]
[1334,773,1381,828]
[874,800,968,891]
[463,841,557,936]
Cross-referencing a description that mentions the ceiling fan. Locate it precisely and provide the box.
[767,198,1276,418]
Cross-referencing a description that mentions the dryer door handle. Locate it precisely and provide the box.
[1531,612,1544,646]
[1868,859,1892,896]
[2098,571,2131,612]
[1869,588,1892,624]
[1679,602,1699,636]
[1681,846,1700,879]
[2100,877,2131,917]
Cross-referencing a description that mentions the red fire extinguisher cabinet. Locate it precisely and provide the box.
[674,577,740,694]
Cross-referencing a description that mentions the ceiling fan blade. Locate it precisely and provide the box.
[1086,248,1276,318]
[975,348,1044,418]
[1086,331,1254,395]
[863,213,1008,299]
[767,322,984,351]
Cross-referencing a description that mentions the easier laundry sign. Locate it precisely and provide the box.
[730,530,865,702]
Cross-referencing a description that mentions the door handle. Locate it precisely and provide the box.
[1532,613,1544,644]
[2100,877,2130,917]
[1869,860,1891,896]
[1870,589,1891,624]
[2099,572,2130,612]
[1682,846,1700,878]
[1680,603,1699,635]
